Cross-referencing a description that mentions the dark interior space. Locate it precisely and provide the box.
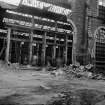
[0,38,6,60]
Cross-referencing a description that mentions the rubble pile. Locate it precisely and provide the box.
[0,59,104,80]
[64,64,94,79]
[0,60,19,72]
[50,64,105,80]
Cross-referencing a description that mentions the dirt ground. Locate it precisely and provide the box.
[0,68,105,105]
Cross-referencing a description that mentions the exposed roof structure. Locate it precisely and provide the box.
[38,0,72,9]
[15,5,67,22]
[0,0,73,34]
[0,0,72,22]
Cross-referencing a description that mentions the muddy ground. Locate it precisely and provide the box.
[0,68,105,105]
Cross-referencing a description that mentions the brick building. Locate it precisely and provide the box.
[0,0,105,70]
[69,0,105,71]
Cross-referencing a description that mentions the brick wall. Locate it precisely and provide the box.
[68,0,99,65]
[70,0,88,65]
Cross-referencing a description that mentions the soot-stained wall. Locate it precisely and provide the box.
[67,0,99,65]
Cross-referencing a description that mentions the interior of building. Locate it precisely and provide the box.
[0,0,74,66]
[0,0,105,70]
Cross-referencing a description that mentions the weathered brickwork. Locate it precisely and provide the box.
[69,0,87,65]
[87,0,99,64]
[68,0,99,65]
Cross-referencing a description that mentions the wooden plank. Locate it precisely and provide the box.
[5,28,11,62]
[6,23,71,35]
[53,35,56,61]
[42,32,47,65]
[29,16,34,64]
[53,21,57,64]
[5,12,72,30]
[0,35,72,45]
[65,34,68,64]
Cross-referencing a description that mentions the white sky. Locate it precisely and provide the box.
[0,0,21,5]
[0,0,105,6]
[98,0,105,5]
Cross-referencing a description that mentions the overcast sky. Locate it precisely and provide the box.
[0,0,105,6]
[0,0,21,5]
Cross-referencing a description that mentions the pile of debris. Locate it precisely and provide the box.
[49,64,105,80]
[64,64,94,79]
[0,60,19,72]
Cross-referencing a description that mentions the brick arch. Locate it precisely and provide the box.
[67,18,77,64]
[67,0,98,65]
[94,26,105,69]
[94,26,105,37]
[94,26,105,55]
[94,26,105,43]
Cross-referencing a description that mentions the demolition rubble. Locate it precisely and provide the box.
[48,64,105,80]
[0,60,105,105]
[0,60,105,81]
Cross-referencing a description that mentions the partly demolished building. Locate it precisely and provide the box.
[0,0,105,70]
